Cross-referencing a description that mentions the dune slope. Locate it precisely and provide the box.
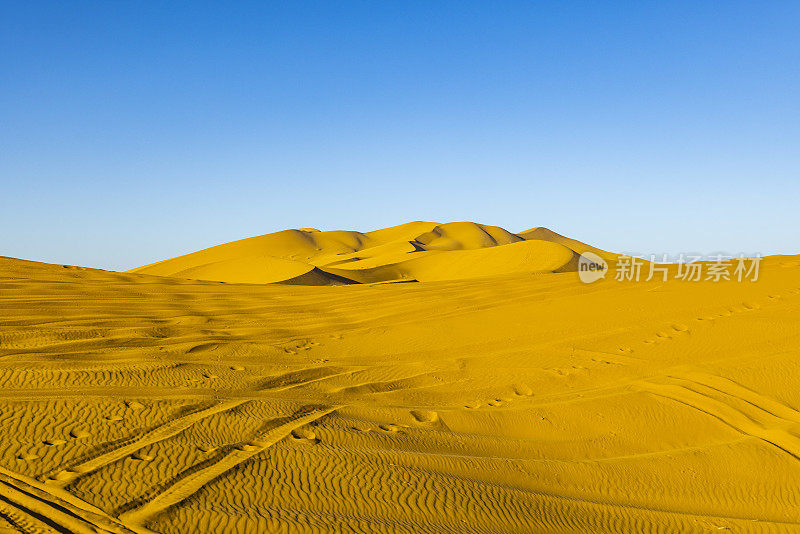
[325,239,581,283]
[129,222,599,284]
[1,249,800,532]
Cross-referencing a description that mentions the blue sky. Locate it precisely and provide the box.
[2,1,798,270]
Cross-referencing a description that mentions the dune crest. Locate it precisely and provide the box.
[129,222,603,284]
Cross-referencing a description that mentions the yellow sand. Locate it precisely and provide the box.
[1,223,799,533]
[130,222,593,284]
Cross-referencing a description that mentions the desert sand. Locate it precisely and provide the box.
[1,221,799,533]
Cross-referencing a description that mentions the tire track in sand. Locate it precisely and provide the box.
[635,371,800,459]
[115,404,340,528]
[0,464,147,534]
[43,366,352,488]
[109,369,453,527]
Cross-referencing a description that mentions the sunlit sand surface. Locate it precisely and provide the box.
[1,222,799,533]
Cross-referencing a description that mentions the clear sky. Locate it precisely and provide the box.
[2,1,798,270]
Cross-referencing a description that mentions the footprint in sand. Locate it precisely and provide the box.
[230,365,245,371]
[671,323,689,333]
[43,439,66,446]
[126,401,145,411]
[742,301,760,310]
[464,402,481,409]
[131,451,154,461]
[105,415,123,422]
[291,428,320,444]
[69,429,91,439]
[197,444,217,453]
[49,470,77,483]
[236,443,261,452]
[16,452,39,461]
[512,384,533,397]
[378,424,403,434]
[187,342,221,354]
[283,339,320,354]
[410,410,439,424]
[488,398,504,407]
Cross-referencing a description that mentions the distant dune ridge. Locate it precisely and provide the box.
[129,221,613,284]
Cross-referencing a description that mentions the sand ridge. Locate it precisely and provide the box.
[128,222,602,285]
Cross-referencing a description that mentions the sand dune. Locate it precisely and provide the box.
[324,239,581,283]
[130,222,593,284]
[1,223,799,533]
[518,226,618,260]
